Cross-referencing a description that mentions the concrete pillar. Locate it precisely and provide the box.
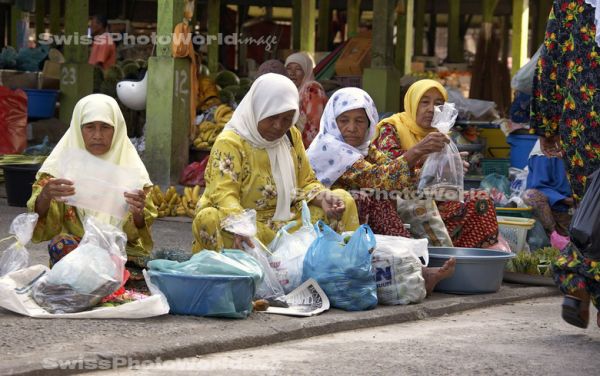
[395,0,414,76]
[482,0,499,23]
[317,0,330,51]
[49,0,60,35]
[414,0,425,56]
[362,0,401,113]
[300,0,316,54]
[145,0,191,186]
[207,0,220,74]
[58,0,93,124]
[511,0,529,75]
[35,0,45,40]
[447,0,463,63]
[347,0,361,39]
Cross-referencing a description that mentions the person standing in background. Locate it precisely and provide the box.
[88,15,116,71]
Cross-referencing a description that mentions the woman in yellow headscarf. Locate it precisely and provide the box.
[27,94,157,270]
[372,79,499,249]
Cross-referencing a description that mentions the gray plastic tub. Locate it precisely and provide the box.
[428,247,515,294]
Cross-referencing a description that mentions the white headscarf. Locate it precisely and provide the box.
[306,87,379,187]
[584,1,600,47]
[38,94,152,223]
[285,52,316,89]
[223,73,300,221]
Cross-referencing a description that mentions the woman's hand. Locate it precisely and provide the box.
[460,151,470,174]
[40,178,75,202]
[313,191,346,220]
[403,132,450,169]
[124,189,146,228]
[233,234,255,250]
[540,135,563,157]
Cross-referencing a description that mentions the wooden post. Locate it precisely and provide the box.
[10,5,18,48]
[501,15,509,63]
[427,11,437,56]
[145,0,191,187]
[395,0,414,76]
[49,0,60,35]
[317,0,330,51]
[207,0,220,74]
[292,0,301,50]
[347,0,361,39]
[447,0,463,63]
[58,0,93,124]
[414,0,425,56]
[511,0,529,75]
[363,0,401,113]
[534,0,552,50]
[237,5,249,74]
[300,0,316,54]
[35,0,45,40]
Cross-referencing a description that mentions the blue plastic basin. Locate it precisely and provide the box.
[23,89,59,119]
[428,247,515,294]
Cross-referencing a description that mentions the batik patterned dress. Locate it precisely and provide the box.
[298,81,328,148]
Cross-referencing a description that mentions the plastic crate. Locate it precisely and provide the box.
[335,75,362,88]
[497,216,536,252]
[482,158,510,177]
[495,207,533,218]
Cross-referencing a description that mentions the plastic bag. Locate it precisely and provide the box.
[179,157,209,186]
[302,221,377,311]
[0,213,39,277]
[446,88,498,120]
[510,167,529,199]
[481,173,511,205]
[31,217,128,313]
[511,45,542,95]
[396,199,453,247]
[418,103,464,201]
[372,235,428,305]
[570,169,600,260]
[221,209,257,238]
[269,201,317,293]
[243,242,285,300]
[0,86,28,154]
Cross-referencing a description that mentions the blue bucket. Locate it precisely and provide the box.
[507,134,538,169]
[23,89,59,119]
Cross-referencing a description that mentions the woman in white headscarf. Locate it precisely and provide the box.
[285,52,328,148]
[27,94,157,268]
[192,73,358,252]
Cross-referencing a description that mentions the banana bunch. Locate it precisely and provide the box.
[192,104,233,150]
[177,185,202,218]
[151,186,181,218]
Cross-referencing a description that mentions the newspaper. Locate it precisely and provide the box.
[264,278,329,317]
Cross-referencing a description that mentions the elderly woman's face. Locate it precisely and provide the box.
[286,63,305,88]
[337,108,369,148]
[416,88,445,129]
[257,110,296,141]
[82,121,114,155]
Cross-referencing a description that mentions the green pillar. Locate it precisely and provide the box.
[511,0,529,76]
[363,0,401,113]
[317,0,330,51]
[207,0,220,74]
[414,0,425,56]
[482,0,499,23]
[145,0,190,187]
[292,0,301,50]
[35,0,45,40]
[395,0,414,76]
[534,0,552,49]
[447,0,463,63]
[299,0,316,54]
[49,0,60,35]
[347,0,361,38]
[59,0,93,124]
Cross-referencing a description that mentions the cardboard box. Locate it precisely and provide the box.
[0,70,39,90]
[335,37,371,76]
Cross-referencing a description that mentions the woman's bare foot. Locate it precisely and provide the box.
[423,258,456,296]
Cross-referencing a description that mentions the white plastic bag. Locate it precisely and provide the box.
[418,103,464,201]
[56,148,142,220]
[511,45,542,95]
[0,213,38,277]
[31,217,128,313]
[221,209,257,238]
[372,235,428,305]
[269,201,317,294]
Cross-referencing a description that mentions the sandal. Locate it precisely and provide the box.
[561,295,589,329]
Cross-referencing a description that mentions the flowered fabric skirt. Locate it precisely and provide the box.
[552,243,600,310]
[353,194,412,238]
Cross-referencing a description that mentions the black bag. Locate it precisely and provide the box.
[569,169,600,260]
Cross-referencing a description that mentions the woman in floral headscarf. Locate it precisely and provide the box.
[285,52,328,148]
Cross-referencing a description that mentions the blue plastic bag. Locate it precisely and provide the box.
[302,221,378,311]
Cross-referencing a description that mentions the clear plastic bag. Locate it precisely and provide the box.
[372,235,428,305]
[269,201,317,293]
[221,209,257,238]
[511,45,542,95]
[31,217,128,313]
[418,103,464,201]
[0,213,39,277]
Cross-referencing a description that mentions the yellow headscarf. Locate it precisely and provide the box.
[373,79,448,150]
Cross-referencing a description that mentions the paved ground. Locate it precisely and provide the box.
[0,193,562,376]
[99,297,600,376]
